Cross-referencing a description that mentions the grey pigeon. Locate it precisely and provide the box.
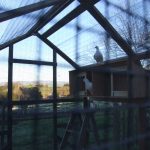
[94,46,103,63]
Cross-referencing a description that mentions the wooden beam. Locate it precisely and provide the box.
[12,58,56,66]
[0,34,31,51]
[135,51,150,60]
[30,0,74,34]
[7,45,13,150]
[53,49,57,150]
[90,96,147,103]
[12,98,82,106]
[0,0,66,22]
[87,5,135,56]
[36,33,80,69]
[42,4,85,37]
[0,1,72,51]
[42,0,100,37]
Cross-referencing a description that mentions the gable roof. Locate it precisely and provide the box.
[0,0,150,68]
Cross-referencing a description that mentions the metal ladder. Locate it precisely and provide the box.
[59,109,100,150]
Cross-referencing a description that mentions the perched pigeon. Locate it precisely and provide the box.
[83,76,93,95]
[94,46,103,63]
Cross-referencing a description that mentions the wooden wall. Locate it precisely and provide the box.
[92,72,110,96]
[113,74,128,91]
[131,62,147,98]
[69,60,149,99]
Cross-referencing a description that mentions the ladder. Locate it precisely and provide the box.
[59,109,100,150]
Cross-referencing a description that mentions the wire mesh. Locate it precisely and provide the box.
[0,0,46,13]
[0,3,51,45]
[2,100,149,150]
[0,0,150,150]
[46,0,150,67]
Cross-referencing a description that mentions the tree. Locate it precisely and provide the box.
[0,94,7,100]
[19,86,43,113]
[0,85,7,100]
[13,83,22,100]
[113,0,150,68]
[20,86,42,100]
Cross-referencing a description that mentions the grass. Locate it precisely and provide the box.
[10,107,144,150]
[13,119,53,150]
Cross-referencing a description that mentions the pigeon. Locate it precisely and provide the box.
[94,46,103,63]
[83,76,93,95]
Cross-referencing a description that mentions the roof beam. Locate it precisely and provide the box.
[42,0,100,38]
[0,34,31,51]
[12,59,56,66]
[31,0,74,34]
[36,33,80,69]
[135,51,150,60]
[0,1,73,50]
[86,5,135,56]
[0,0,66,22]
[42,5,85,37]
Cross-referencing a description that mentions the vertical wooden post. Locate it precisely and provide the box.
[138,69,149,150]
[83,96,90,149]
[111,73,113,96]
[145,74,149,150]
[53,50,57,150]
[113,102,121,150]
[138,108,147,150]
[127,57,133,99]
[1,101,5,148]
[7,45,13,150]
[127,56,133,150]
[83,96,89,109]
[145,75,149,99]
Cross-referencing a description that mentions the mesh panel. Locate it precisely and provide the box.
[0,0,46,13]
[47,0,150,67]
[39,0,79,34]
[0,6,51,45]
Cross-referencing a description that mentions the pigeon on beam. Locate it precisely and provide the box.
[94,46,103,63]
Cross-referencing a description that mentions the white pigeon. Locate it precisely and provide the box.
[83,76,93,95]
[94,46,103,63]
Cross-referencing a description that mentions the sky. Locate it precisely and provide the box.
[0,0,149,83]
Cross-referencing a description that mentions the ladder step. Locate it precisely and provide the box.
[59,112,100,150]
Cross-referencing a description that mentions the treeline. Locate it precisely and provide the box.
[0,83,70,100]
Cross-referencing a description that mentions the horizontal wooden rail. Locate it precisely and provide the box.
[0,97,149,106]
[90,96,149,103]
[0,0,65,22]
[12,58,56,66]
[0,98,83,106]
[80,66,150,77]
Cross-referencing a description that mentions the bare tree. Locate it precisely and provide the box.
[111,0,150,68]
